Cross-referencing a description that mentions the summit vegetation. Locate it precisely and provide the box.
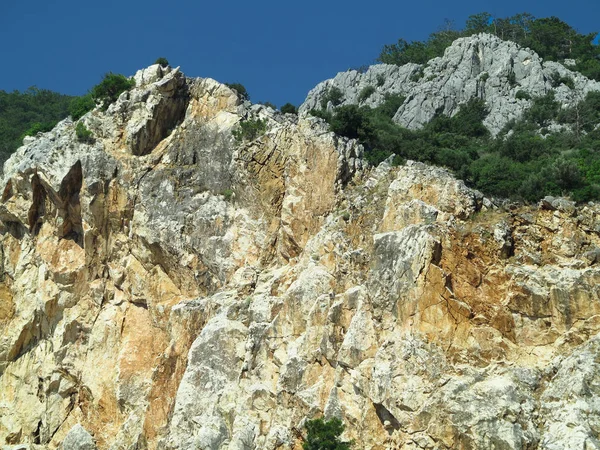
[379,12,600,81]
[311,13,600,202]
[1,13,599,202]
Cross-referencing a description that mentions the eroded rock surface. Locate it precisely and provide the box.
[0,65,599,450]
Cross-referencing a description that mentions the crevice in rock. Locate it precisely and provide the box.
[28,174,48,236]
[374,402,400,434]
[130,82,190,157]
[32,420,42,445]
[58,161,84,247]
[2,221,27,239]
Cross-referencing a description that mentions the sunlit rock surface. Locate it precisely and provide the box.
[0,64,600,449]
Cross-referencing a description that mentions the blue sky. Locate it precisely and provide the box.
[1,0,598,107]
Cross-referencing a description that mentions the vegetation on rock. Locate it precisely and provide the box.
[226,82,249,100]
[312,89,600,202]
[155,57,170,67]
[379,13,600,81]
[91,73,136,111]
[303,418,353,450]
[75,122,93,143]
[232,117,267,142]
[281,102,298,114]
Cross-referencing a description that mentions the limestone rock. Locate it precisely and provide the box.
[1,64,600,450]
[300,33,600,136]
[61,424,96,450]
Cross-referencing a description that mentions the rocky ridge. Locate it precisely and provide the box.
[300,33,600,136]
[0,64,599,449]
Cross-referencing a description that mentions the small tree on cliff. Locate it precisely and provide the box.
[303,417,353,450]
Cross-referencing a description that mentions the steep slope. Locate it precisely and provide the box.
[300,33,600,136]
[0,65,600,450]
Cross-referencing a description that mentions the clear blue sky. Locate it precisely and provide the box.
[1,0,598,107]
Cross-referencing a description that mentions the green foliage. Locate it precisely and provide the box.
[309,108,333,122]
[313,84,600,202]
[22,121,57,138]
[226,83,249,100]
[409,67,425,82]
[69,94,95,120]
[155,57,169,66]
[0,87,74,165]
[280,103,298,114]
[549,71,575,89]
[260,101,277,109]
[378,13,600,82]
[303,418,353,450]
[232,118,267,142]
[220,189,234,201]
[75,122,93,143]
[358,85,376,103]
[321,87,344,108]
[515,90,532,100]
[480,72,490,82]
[376,74,386,87]
[523,91,560,127]
[91,73,135,111]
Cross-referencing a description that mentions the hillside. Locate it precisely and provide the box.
[2,13,600,450]
[0,62,599,449]
[302,33,600,202]
[0,88,74,165]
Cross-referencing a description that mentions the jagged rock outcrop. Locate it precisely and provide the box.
[1,64,600,450]
[300,33,600,136]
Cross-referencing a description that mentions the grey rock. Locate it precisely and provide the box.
[301,33,600,136]
[61,424,96,450]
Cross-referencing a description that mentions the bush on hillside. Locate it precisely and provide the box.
[303,418,353,450]
[155,57,169,66]
[226,83,249,100]
[75,122,93,143]
[232,118,266,142]
[281,103,298,114]
[91,73,136,111]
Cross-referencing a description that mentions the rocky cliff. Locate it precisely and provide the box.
[300,33,600,136]
[1,63,600,450]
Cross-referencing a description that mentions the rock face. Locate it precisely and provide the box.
[300,33,600,136]
[1,64,600,450]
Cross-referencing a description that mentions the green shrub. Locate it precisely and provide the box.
[521,91,560,127]
[303,418,353,450]
[260,101,276,109]
[220,189,234,201]
[375,93,405,118]
[309,109,333,122]
[358,85,376,103]
[75,122,93,143]
[232,118,267,142]
[91,73,135,111]
[280,103,298,114]
[480,72,489,82]
[21,121,56,138]
[515,90,531,100]
[155,57,169,67]
[410,67,425,82]
[69,94,95,120]
[226,83,249,100]
[508,71,517,87]
[320,87,344,108]
[549,71,575,89]
[376,74,386,87]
